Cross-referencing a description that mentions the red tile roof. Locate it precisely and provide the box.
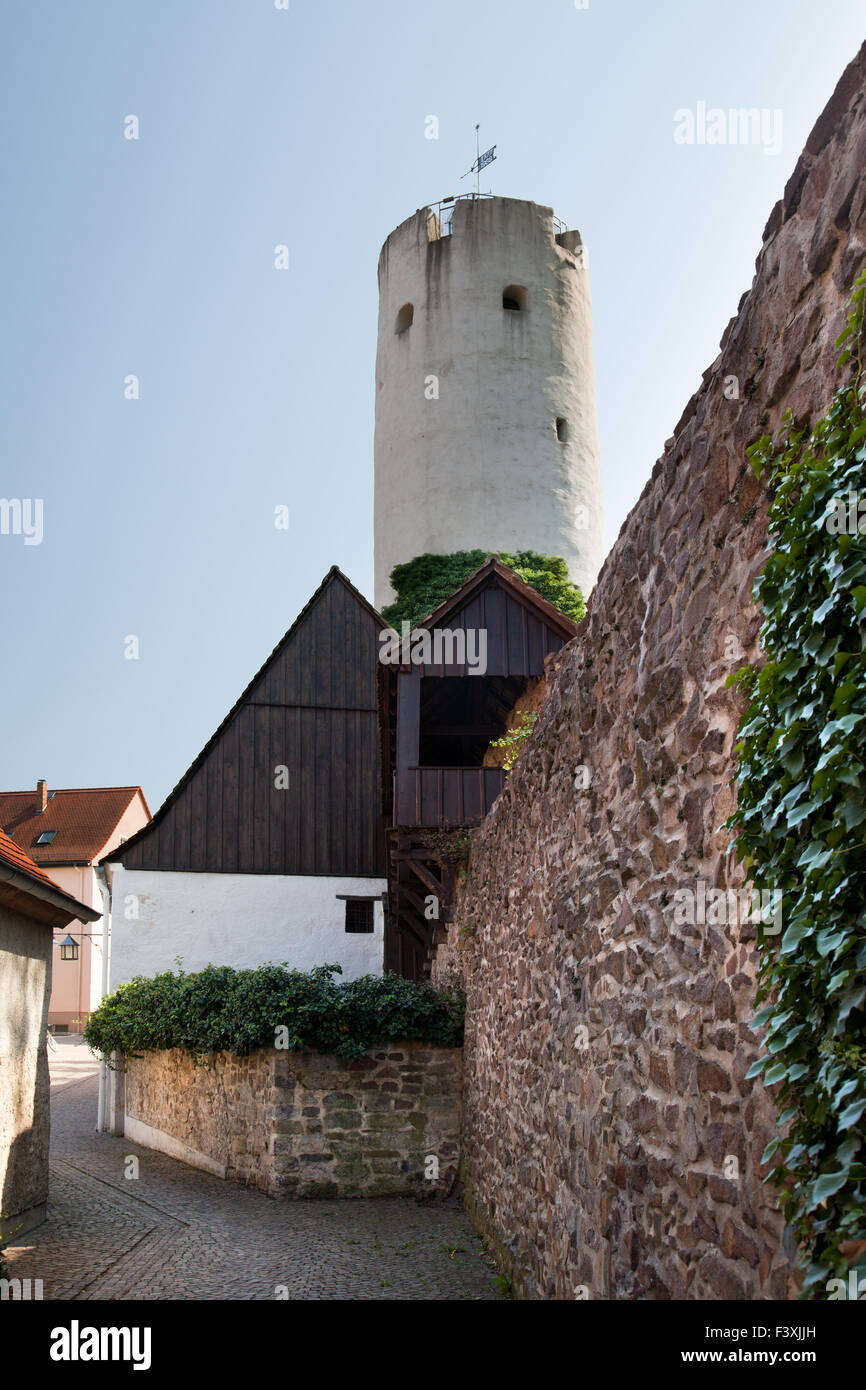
[0,825,100,924]
[0,826,63,889]
[0,786,150,865]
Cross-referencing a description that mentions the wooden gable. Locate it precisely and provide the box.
[115,568,385,877]
[402,555,579,677]
[381,557,579,828]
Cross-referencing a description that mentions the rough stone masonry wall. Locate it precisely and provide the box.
[124,1043,461,1199]
[124,1048,279,1191]
[431,45,866,1299]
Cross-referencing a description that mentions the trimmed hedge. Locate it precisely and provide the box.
[84,963,464,1061]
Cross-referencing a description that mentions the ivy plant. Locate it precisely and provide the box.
[728,269,866,1295]
[382,550,585,629]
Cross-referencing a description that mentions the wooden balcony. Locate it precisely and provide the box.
[393,766,506,828]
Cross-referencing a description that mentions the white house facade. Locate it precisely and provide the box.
[106,569,389,989]
[106,867,385,983]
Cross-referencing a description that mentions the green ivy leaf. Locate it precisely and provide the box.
[837,1099,866,1130]
[764,1061,789,1085]
[808,1170,848,1209]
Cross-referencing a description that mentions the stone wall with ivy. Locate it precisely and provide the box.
[431,43,866,1299]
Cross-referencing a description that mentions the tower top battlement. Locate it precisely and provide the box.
[378,195,584,277]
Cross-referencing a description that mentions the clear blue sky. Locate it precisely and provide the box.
[1,0,863,810]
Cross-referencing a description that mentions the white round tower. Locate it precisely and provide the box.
[373,195,605,611]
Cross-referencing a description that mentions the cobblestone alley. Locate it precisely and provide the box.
[4,1037,501,1301]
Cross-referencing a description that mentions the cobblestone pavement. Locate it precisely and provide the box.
[5,1042,501,1301]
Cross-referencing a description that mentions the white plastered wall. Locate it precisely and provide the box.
[106,867,385,986]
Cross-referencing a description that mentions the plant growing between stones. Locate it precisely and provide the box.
[0,1213,24,1285]
[417,826,476,867]
[488,711,539,771]
[728,269,866,1295]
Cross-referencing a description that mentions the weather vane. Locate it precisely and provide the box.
[461,124,496,196]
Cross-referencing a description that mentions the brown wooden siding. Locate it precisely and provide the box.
[415,583,569,677]
[394,766,506,827]
[118,573,385,876]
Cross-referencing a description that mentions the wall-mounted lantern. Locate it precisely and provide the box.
[59,934,79,961]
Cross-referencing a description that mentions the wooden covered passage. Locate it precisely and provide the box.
[380,557,578,979]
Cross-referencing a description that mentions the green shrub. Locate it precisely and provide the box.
[382,550,585,630]
[84,963,464,1062]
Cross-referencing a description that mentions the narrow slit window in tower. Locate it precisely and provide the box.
[556,417,568,443]
[502,284,528,311]
[395,302,414,334]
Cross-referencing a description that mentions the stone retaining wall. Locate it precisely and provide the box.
[123,1043,461,1199]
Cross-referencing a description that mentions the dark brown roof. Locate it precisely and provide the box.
[109,567,385,867]
[0,786,150,865]
[0,827,99,926]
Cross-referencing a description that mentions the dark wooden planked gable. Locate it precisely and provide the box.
[417,582,570,677]
[408,558,579,678]
[116,569,385,876]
